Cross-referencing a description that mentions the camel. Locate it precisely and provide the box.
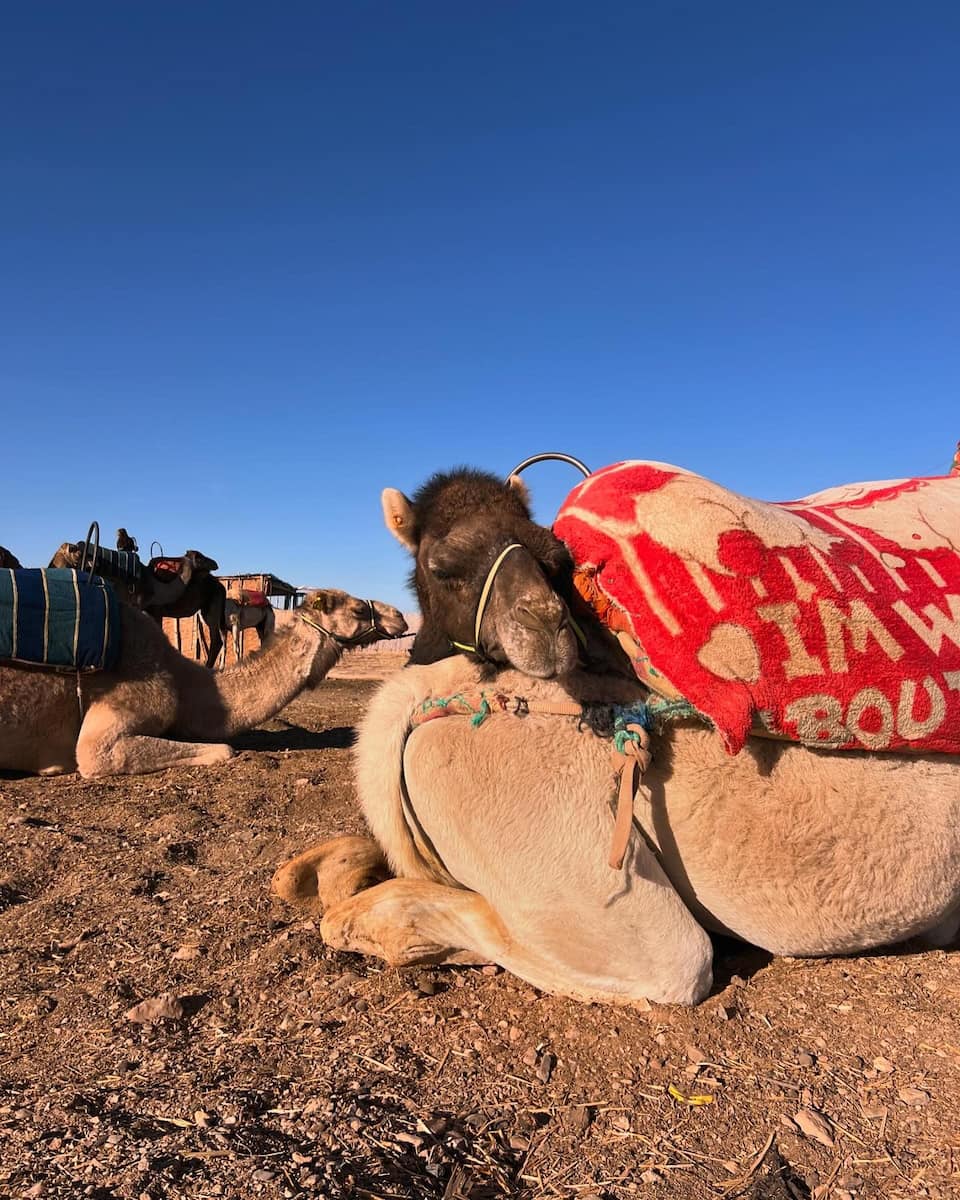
[224,595,276,660]
[0,546,22,569]
[49,542,227,668]
[0,589,406,777]
[271,469,960,1006]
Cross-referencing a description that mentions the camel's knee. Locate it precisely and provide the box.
[272,835,390,914]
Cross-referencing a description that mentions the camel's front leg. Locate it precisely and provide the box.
[321,879,504,968]
[76,702,234,778]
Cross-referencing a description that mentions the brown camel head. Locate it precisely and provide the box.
[300,589,407,675]
[49,542,81,569]
[183,550,219,573]
[382,468,581,679]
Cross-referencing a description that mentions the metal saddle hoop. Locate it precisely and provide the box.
[78,521,101,585]
[505,452,591,483]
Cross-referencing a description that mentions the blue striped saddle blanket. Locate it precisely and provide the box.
[0,569,121,671]
[80,546,143,583]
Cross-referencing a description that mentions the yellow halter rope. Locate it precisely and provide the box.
[451,542,587,655]
[450,542,524,654]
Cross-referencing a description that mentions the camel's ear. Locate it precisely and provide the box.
[506,474,531,507]
[381,488,418,550]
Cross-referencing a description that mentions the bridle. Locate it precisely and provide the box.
[450,542,525,655]
[449,542,587,659]
[300,598,399,647]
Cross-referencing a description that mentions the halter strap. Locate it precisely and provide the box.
[451,542,524,655]
[300,599,396,647]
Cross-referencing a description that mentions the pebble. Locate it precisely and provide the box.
[521,1048,539,1068]
[415,974,437,996]
[796,1051,816,1068]
[537,1052,557,1084]
[898,1086,931,1107]
[252,1168,276,1181]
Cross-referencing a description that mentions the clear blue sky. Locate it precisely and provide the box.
[2,2,958,608]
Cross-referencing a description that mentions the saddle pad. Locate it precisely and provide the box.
[555,461,960,756]
[240,589,268,608]
[0,568,121,671]
[150,557,183,580]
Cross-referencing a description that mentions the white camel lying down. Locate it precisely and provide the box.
[274,656,960,1006]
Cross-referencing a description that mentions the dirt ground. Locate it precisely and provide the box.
[1,655,959,1200]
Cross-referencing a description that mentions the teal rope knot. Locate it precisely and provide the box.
[470,698,492,728]
[611,704,655,753]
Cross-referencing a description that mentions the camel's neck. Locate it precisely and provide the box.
[173,619,342,739]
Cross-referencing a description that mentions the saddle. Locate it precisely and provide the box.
[0,568,121,671]
[237,589,268,608]
[555,461,960,756]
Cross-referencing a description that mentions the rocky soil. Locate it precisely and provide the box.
[1,664,958,1199]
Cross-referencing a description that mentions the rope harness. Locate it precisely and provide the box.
[450,542,588,659]
[450,543,523,656]
[299,599,399,647]
[410,689,703,872]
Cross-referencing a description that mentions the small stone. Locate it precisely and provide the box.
[521,1048,539,1068]
[873,1056,895,1074]
[330,971,360,990]
[194,1110,212,1127]
[172,944,201,961]
[252,1168,276,1181]
[780,1114,799,1132]
[794,1107,835,1148]
[537,1052,557,1084]
[415,974,437,996]
[897,1086,931,1106]
[291,1152,312,1165]
[481,965,500,975]
[125,993,185,1023]
[796,1051,816,1068]
[640,1168,661,1184]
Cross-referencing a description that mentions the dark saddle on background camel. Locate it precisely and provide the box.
[0,568,121,671]
[68,545,143,585]
[556,461,960,756]
[148,549,218,585]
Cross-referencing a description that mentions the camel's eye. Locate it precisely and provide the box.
[430,564,456,582]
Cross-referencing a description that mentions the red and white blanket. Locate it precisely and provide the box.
[555,461,960,756]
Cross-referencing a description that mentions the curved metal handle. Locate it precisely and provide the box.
[506,452,591,482]
[150,540,164,559]
[79,521,100,584]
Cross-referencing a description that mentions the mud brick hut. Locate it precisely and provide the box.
[163,571,300,667]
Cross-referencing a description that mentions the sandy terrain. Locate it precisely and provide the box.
[1,662,958,1199]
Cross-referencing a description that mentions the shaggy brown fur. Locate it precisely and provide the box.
[0,546,22,569]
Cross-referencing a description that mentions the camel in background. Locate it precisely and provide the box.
[49,540,227,668]
[1,589,406,777]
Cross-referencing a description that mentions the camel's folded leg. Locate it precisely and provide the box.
[76,706,233,777]
[271,835,391,915]
[320,879,501,969]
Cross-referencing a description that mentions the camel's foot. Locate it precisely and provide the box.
[321,878,495,967]
[271,835,391,915]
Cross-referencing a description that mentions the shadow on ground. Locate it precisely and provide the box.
[230,722,356,752]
